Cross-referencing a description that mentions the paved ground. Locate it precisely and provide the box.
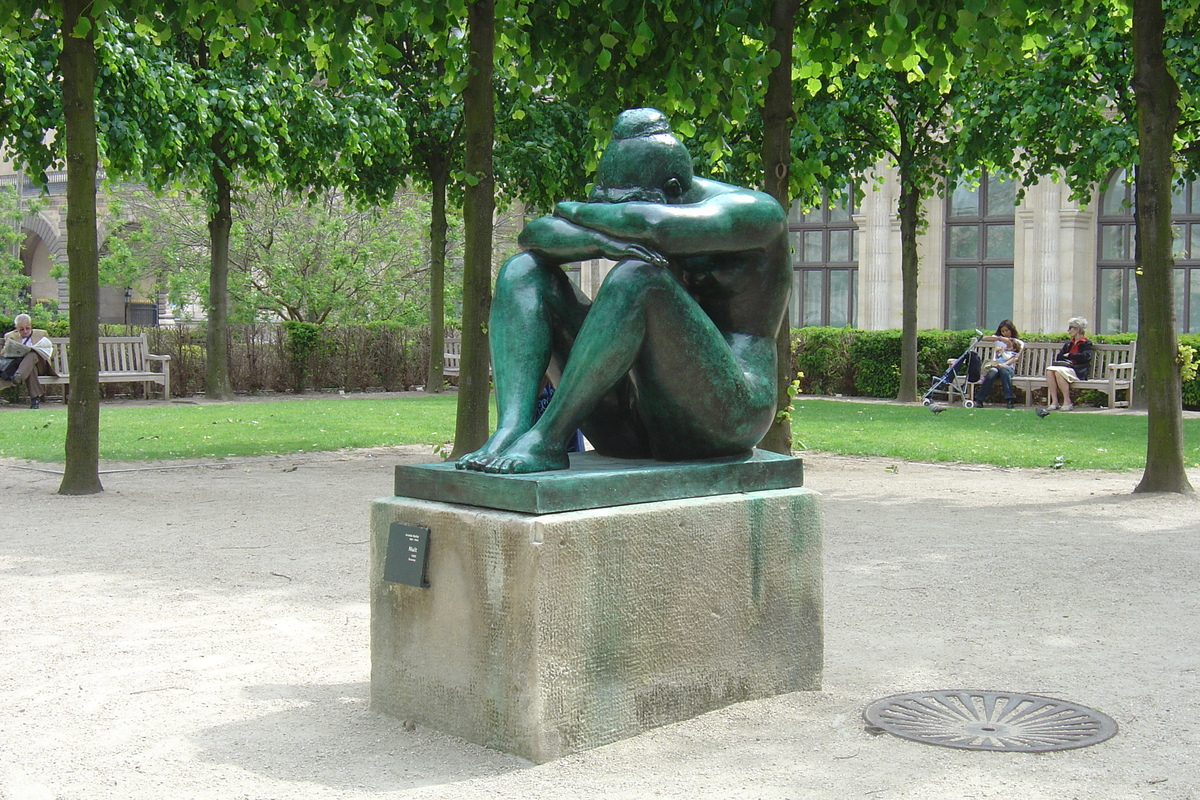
[1,445,1198,799]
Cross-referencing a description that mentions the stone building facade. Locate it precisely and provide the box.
[783,164,1199,337]
[3,160,163,325]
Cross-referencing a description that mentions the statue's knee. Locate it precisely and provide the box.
[495,252,569,301]
[601,258,671,295]
[496,252,542,285]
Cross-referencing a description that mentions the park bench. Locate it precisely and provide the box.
[440,336,492,380]
[963,339,1136,408]
[41,334,171,400]
[443,336,462,377]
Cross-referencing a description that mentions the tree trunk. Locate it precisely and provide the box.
[426,154,448,393]
[756,0,799,456]
[205,148,235,400]
[450,0,495,458]
[1131,0,1193,494]
[58,0,103,495]
[896,176,920,404]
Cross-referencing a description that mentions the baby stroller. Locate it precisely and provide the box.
[922,330,984,408]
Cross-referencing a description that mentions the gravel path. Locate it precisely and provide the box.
[2,446,1198,799]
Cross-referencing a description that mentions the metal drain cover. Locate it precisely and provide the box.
[863,690,1118,752]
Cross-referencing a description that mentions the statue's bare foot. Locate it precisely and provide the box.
[479,430,570,474]
[456,427,526,471]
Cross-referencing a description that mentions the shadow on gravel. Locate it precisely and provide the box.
[189,680,527,791]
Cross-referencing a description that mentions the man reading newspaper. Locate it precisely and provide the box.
[2,313,56,409]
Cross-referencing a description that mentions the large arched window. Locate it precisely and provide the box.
[788,192,857,328]
[1097,169,1200,333]
[945,171,1016,330]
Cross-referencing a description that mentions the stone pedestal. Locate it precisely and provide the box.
[370,453,822,763]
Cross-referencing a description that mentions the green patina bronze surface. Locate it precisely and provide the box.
[456,108,790,475]
[398,449,803,514]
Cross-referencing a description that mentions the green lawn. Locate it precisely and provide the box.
[791,397,1199,470]
[0,394,469,462]
[2,393,1194,471]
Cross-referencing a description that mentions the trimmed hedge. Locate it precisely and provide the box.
[1182,333,1200,409]
[793,327,975,399]
[792,326,1199,409]
[5,321,431,399]
[0,316,69,337]
[7,315,1197,408]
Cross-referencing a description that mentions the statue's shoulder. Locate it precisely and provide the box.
[692,179,785,218]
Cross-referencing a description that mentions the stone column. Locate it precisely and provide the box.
[1014,177,1096,334]
[857,166,902,330]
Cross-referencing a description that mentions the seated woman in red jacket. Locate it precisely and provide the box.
[1044,316,1093,412]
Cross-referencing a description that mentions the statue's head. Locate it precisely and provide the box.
[589,108,694,204]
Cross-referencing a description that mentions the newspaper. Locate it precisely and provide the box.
[1,338,33,359]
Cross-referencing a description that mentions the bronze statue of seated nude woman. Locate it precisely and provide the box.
[456,108,790,474]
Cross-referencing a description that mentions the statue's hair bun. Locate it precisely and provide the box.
[612,108,672,140]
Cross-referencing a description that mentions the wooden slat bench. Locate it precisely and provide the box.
[41,334,171,399]
[440,336,491,379]
[443,336,462,378]
[962,340,1136,408]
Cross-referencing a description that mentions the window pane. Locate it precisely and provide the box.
[1128,271,1139,333]
[1176,268,1186,331]
[1098,269,1124,333]
[803,230,822,262]
[948,225,978,259]
[947,267,979,330]
[986,175,1016,217]
[787,199,806,222]
[829,229,851,262]
[986,224,1015,259]
[803,205,824,224]
[1100,225,1127,260]
[828,193,852,222]
[829,270,851,327]
[984,267,1014,326]
[1102,172,1131,216]
[950,181,979,217]
[1191,269,1200,333]
[788,231,804,265]
[1192,225,1200,263]
[1172,182,1188,215]
[1173,224,1188,260]
[850,270,858,327]
[790,269,801,322]
[802,270,823,326]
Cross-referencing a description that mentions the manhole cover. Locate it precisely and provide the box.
[863,690,1118,752]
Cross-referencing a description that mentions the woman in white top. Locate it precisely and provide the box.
[975,319,1023,409]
